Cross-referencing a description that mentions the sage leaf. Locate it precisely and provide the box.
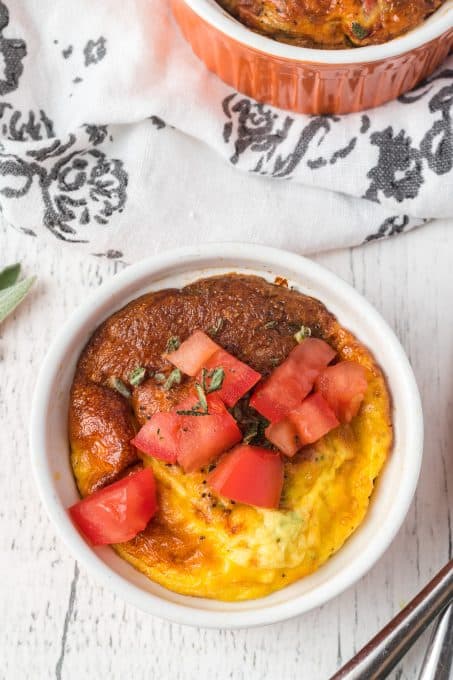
[107,376,131,399]
[207,367,225,393]
[0,276,36,324]
[294,325,311,343]
[195,382,208,412]
[0,263,20,290]
[163,368,182,391]
[208,317,224,336]
[165,336,180,353]
[129,366,146,386]
[351,22,369,40]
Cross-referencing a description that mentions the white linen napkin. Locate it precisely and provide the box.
[0,0,451,261]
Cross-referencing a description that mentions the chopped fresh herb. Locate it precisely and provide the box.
[195,382,208,412]
[294,325,312,343]
[208,317,225,336]
[264,320,278,329]
[270,357,280,367]
[165,335,180,353]
[176,409,209,416]
[207,367,225,393]
[243,421,259,444]
[107,376,131,399]
[0,270,36,324]
[154,372,167,384]
[351,22,369,40]
[200,367,208,393]
[163,368,182,391]
[129,366,146,386]
[0,263,20,291]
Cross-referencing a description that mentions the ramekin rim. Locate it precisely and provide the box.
[179,0,453,65]
[30,242,424,628]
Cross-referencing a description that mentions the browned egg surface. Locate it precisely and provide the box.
[216,0,446,48]
[69,274,392,600]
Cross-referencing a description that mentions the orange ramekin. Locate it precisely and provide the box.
[171,0,453,114]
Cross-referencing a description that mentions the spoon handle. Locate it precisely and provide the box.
[330,560,453,680]
[418,603,453,680]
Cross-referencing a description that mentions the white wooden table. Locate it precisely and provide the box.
[1,218,452,680]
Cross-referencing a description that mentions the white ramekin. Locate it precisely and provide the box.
[30,243,423,628]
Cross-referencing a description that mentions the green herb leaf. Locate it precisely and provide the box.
[107,376,131,399]
[0,275,36,324]
[195,382,208,412]
[200,367,208,393]
[351,22,369,40]
[207,367,225,393]
[129,366,146,386]
[270,357,280,367]
[165,336,180,353]
[0,263,20,291]
[208,317,225,336]
[163,368,182,391]
[264,320,278,329]
[176,407,209,416]
[294,325,312,343]
[154,372,167,384]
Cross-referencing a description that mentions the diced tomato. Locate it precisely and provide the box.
[131,394,241,473]
[249,338,336,422]
[315,361,368,423]
[176,395,242,472]
[290,337,336,371]
[202,348,261,408]
[265,419,300,457]
[69,468,157,545]
[165,330,219,376]
[131,413,179,463]
[208,445,284,509]
[288,393,339,446]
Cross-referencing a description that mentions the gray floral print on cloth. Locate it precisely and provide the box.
[0,128,128,242]
[0,0,26,95]
[221,67,453,219]
[222,94,360,177]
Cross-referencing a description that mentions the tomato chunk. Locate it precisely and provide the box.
[249,338,336,422]
[131,413,179,463]
[176,395,242,472]
[265,419,300,457]
[208,445,284,508]
[69,468,157,545]
[166,330,219,376]
[202,349,261,408]
[288,393,339,446]
[131,394,241,472]
[315,361,368,423]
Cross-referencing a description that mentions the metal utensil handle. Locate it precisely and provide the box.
[330,560,453,680]
[418,603,453,680]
